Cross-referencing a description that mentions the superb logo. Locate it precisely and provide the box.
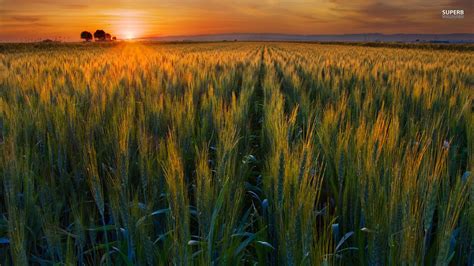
[441,9,464,19]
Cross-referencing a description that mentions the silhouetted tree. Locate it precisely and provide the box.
[94,30,106,41]
[81,31,93,42]
[105,33,112,41]
[112,36,117,41]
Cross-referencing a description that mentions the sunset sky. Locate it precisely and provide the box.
[0,0,472,41]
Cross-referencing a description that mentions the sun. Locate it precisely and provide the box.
[124,32,135,40]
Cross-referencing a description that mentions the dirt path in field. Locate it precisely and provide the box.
[247,45,280,266]
[251,46,266,179]
[245,45,266,187]
[244,45,266,179]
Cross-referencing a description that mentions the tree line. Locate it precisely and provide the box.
[81,30,116,42]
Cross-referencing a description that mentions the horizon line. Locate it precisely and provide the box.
[144,32,474,38]
[1,32,473,43]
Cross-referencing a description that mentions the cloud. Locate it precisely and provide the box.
[61,4,88,9]
[9,15,42,22]
[322,0,474,33]
[449,0,472,8]
[1,22,52,27]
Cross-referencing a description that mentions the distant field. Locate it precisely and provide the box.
[0,42,472,265]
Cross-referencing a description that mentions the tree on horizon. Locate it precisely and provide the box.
[94,30,106,41]
[80,31,93,42]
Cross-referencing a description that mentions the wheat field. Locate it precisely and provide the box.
[0,42,472,265]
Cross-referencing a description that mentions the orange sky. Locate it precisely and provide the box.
[0,0,472,41]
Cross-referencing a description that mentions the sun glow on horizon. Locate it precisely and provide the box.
[111,10,148,40]
[124,31,135,40]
